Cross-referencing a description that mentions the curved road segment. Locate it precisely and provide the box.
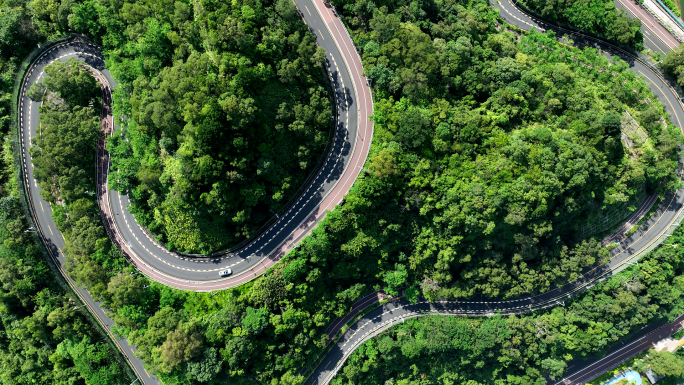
[104,0,374,290]
[302,1,684,384]
[15,0,684,384]
[17,0,372,382]
[20,0,375,290]
[614,0,679,54]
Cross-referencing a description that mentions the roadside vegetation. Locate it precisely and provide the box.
[660,45,684,88]
[518,0,643,48]
[98,0,333,253]
[1,0,683,385]
[326,0,680,299]
[28,58,131,298]
[661,0,682,18]
[0,1,130,383]
[0,187,129,385]
[73,1,679,384]
[331,225,684,384]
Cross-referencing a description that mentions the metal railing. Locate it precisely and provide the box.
[9,36,139,384]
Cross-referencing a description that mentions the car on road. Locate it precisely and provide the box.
[219,269,232,277]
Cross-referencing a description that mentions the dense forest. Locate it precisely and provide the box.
[1,0,683,384]
[98,0,333,253]
[0,193,128,385]
[59,1,679,384]
[661,45,684,88]
[323,0,680,299]
[0,0,130,383]
[519,0,643,48]
[29,59,101,205]
[331,227,684,384]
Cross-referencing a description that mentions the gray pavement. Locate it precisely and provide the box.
[17,40,160,384]
[16,1,684,385]
[303,1,684,384]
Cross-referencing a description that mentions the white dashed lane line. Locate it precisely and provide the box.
[109,50,351,273]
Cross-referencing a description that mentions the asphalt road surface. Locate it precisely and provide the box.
[99,0,375,290]
[15,0,684,384]
[17,41,161,384]
[302,1,684,384]
[615,0,679,55]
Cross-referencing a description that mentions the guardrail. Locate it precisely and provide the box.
[9,36,140,384]
[655,0,684,30]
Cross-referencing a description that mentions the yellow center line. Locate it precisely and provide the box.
[644,34,665,55]
[318,30,324,40]
[639,70,683,129]
[40,201,44,212]
[305,5,311,15]
[48,225,53,235]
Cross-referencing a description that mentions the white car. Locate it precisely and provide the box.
[219,269,232,277]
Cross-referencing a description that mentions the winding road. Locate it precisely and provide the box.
[13,0,684,384]
[101,0,374,290]
[302,1,684,384]
[16,0,373,381]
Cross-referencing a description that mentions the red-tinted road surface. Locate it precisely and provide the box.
[95,0,375,290]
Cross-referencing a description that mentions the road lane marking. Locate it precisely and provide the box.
[40,201,44,212]
[106,55,351,274]
[639,70,683,129]
[644,34,666,55]
[48,225,53,235]
[318,30,324,39]
[305,5,311,15]
[614,0,678,50]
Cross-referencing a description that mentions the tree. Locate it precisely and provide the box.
[160,327,203,371]
[541,358,567,380]
[27,82,46,102]
[56,336,127,385]
[604,10,642,46]
[661,45,684,88]
[366,63,397,91]
[601,111,622,137]
[186,347,222,383]
[404,286,419,303]
[524,0,643,48]
[497,57,522,83]
[369,8,401,43]
[242,307,269,334]
[107,273,144,309]
[384,264,408,296]
[646,351,684,377]
[250,272,288,309]
[275,0,297,20]
[42,58,100,107]
[30,100,100,204]
[396,104,431,148]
